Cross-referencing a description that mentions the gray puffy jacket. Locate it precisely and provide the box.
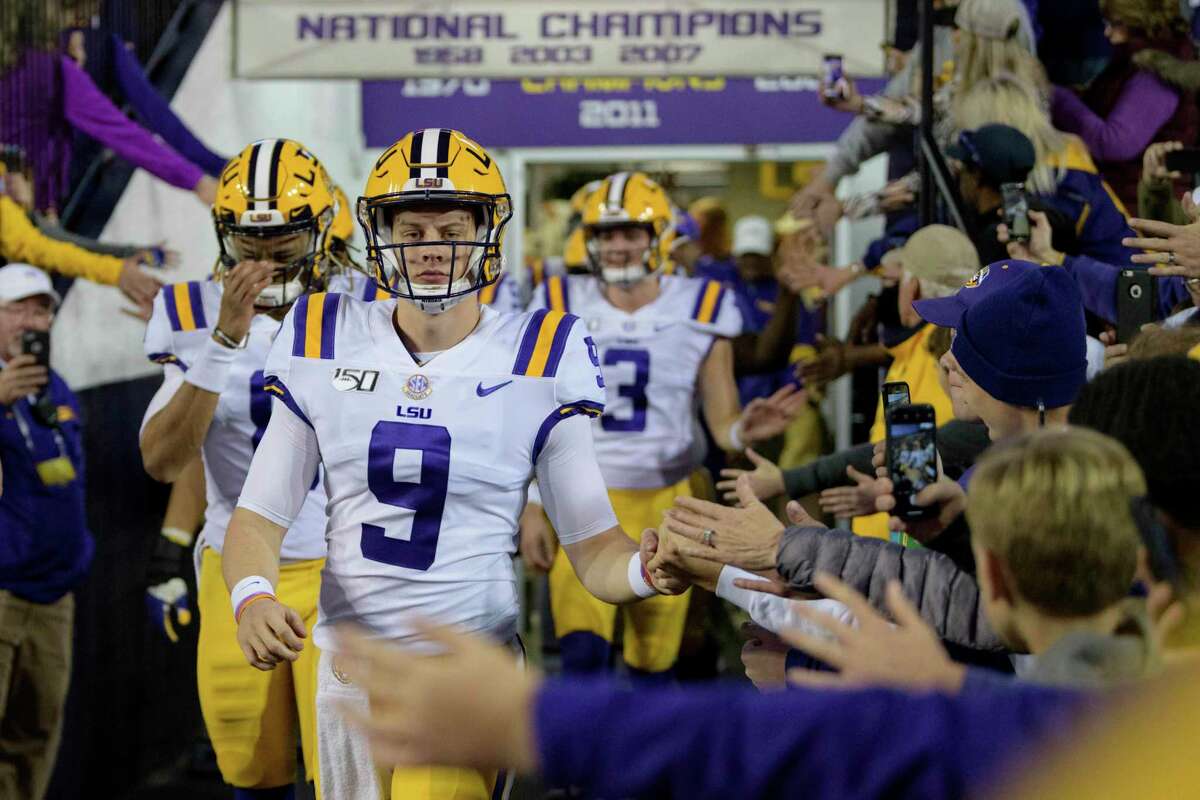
[775,525,1005,652]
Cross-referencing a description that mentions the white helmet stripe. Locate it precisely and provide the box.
[419,128,442,179]
[252,138,279,211]
[607,171,630,209]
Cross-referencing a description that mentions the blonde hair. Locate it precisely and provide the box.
[954,74,1067,196]
[966,428,1146,617]
[950,9,1049,131]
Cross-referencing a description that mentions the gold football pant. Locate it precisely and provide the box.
[197,548,323,791]
[549,476,693,674]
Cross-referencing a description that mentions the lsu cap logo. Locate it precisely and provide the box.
[964,265,990,288]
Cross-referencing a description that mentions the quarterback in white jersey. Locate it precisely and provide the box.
[139,139,337,794]
[222,129,684,800]
[523,172,806,679]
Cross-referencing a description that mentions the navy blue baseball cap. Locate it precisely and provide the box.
[914,259,1087,409]
[946,124,1036,187]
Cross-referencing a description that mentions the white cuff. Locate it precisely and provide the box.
[627,552,657,599]
[230,575,275,620]
[716,565,767,609]
[184,336,237,394]
[727,418,744,452]
[160,526,194,547]
[526,480,543,508]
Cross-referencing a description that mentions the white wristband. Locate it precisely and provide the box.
[160,526,194,548]
[184,336,237,394]
[627,552,657,599]
[231,575,276,620]
[727,418,745,452]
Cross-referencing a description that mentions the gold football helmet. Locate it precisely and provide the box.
[358,128,511,313]
[580,172,673,286]
[212,138,335,308]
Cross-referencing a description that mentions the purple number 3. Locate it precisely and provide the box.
[361,421,451,571]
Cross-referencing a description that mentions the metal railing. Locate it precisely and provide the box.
[916,0,968,232]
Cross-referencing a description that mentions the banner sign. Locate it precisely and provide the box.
[234,0,886,79]
[361,75,888,148]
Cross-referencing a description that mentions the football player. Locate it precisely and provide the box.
[221,129,685,800]
[522,172,806,680]
[140,138,338,798]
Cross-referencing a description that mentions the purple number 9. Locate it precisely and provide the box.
[361,421,451,571]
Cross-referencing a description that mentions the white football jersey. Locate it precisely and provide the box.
[327,269,524,313]
[261,293,606,649]
[143,280,327,560]
[530,273,743,489]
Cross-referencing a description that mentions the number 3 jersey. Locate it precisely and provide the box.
[250,293,609,650]
[530,273,743,489]
[142,281,328,560]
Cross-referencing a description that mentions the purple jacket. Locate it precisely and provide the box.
[535,677,1092,799]
[1061,255,1189,325]
[0,50,202,210]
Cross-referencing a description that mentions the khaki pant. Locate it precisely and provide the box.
[0,590,73,800]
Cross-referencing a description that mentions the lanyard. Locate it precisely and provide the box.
[9,398,76,486]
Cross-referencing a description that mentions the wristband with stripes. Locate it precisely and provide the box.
[231,575,276,622]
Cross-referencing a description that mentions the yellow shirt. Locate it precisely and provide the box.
[853,324,953,539]
[0,195,123,285]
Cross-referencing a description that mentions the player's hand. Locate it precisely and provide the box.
[236,597,306,671]
[781,573,965,692]
[1126,215,1200,278]
[874,475,966,545]
[740,622,790,691]
[647,526,720,592]
[739,384,808,445]
[0,354,49,405]
[640,528,690,595]
[118,257,163,313]
[819,464,889,519]
[717,448,785,505]
[517,503,557,573]
[145,534,192,643]
[661,475,784,572]
[336,621,540,773]
[218,260,276,342]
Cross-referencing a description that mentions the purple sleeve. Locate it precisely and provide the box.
[534,678,1089,800]
[109,35,227,177]
[1062,256,1189,323]
[1051,74,1180,162]
[59,55,203,191]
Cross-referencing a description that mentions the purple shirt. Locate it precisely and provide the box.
[1051,73,1180,164]
[0,50,202,210]
[535,677,1091,799]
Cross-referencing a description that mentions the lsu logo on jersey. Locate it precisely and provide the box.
[331,367,380,393]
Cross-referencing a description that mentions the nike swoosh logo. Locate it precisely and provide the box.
[476,380,513,397]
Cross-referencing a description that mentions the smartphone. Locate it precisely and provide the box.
[1164,147,1200,175]
[22,329,50,367]
[881,381,911,412]
[886,403,938,521]
[1116,270,1158,344]
[821,54,847,101]
[1001,182,1030,242]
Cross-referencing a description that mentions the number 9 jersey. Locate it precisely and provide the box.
[240,293,612,650]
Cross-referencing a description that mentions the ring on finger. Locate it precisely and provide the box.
[1167,251,1178,265]
[702,529,716,547]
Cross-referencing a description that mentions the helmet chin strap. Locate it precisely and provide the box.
[254,278,305,309]
[403,275,475,315]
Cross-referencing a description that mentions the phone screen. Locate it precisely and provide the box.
[883,384,911,411]
[822,54,845,100]
[887,411,938,520]
[1001,183,1030,241]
